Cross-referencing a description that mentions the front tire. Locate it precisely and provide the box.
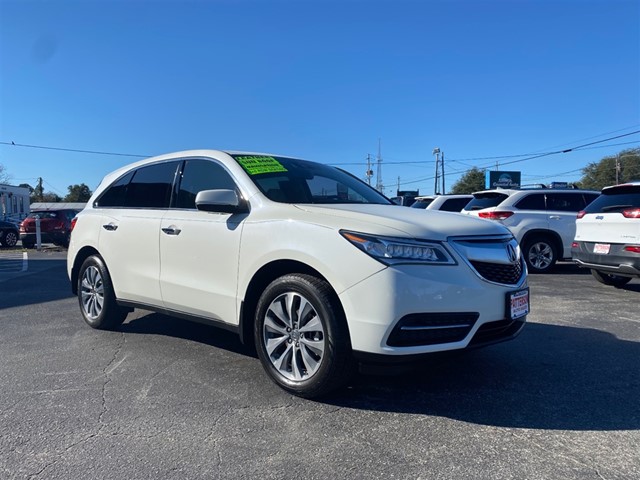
[590,269,632,287]
[523,237,557,273]
[77,255,128,329]
[254,274,354,398]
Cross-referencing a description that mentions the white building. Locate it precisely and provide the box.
[0,184,30,222]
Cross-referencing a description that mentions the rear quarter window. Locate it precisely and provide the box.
[515,194,545,210]
[465,193,509,210]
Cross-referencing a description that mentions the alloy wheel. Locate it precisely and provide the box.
[262,291,325,382]
[81,265,104,320]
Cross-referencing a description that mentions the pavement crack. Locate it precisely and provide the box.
[99,332,126,431]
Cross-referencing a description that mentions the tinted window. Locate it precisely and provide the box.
[176,159,238,209]
[546,193,586,212]
[584,186,640,213]
[95,171,135,208]
[411,199,433,209]
[440,197,471,212]
[125,162,179,208]
[465,192,509,210]
[515,194,546,210]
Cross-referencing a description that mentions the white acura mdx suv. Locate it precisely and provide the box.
[68,150,528,397]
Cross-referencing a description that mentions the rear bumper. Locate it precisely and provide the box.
[20,231,69,245]
[572,242,640,277]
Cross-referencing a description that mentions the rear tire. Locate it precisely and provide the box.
[77,255,128,329]
[254,274,355,398]
[523,236,557,273]
[590,269,632,287]
[22,240,34,249]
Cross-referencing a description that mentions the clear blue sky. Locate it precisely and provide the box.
[1,0,639,198]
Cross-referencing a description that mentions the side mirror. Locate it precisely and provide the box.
[195,189,249,214]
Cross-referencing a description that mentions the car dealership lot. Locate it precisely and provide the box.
[1,251,638,479]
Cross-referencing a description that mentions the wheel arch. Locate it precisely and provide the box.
[70,246,101,294]
[520,229,563,255]
[238,259,347,349]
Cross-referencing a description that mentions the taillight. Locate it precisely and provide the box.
[478,211,514,220]
[624,245,640,253]
[622,208,640,218]
[70,217,78,232]
[571,242,579,248]
[576,210,586,219]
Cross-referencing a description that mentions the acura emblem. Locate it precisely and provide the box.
[506,243,518,263]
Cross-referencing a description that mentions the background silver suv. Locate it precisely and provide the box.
[462,188,599,273]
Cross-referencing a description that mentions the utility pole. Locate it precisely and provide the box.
[433,147,441,195]
[441,151,446,195]
[397,176,400,194]
[365,154,373,186]
[375,139,383,194]
[615,154,621,184]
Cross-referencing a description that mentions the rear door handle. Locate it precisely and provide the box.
[549,215,561,220]
[102,223,118,231]
[161,226,182,236]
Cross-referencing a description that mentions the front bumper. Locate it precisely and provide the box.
[339,262,528,356]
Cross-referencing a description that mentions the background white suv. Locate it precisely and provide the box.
[68,150,528,397]
[410,194,473,212]
[572,182,640,287]
[462,188,599,273]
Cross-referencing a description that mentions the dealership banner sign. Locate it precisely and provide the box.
[486,171,521,189]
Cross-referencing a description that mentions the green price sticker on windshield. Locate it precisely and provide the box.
[236,156,288,175]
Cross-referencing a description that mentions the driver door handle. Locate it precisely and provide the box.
[161,226,182,236]
[102,223,118,231]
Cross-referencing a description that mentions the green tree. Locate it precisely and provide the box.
[64,183,92,202]
[579,148,640,190]
[451,167,486,194]
[41,192,62,202]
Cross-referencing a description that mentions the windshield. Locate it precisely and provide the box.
[584,185,640,213]
[232,154,392,205]
[26,211,59,219]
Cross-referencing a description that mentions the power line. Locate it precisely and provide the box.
[0,141,150,158]
[386,134,640,189]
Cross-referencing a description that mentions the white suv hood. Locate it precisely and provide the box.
[294,204,510,240]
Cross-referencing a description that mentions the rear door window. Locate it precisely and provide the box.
[95,162,180,209]
[546,193,587,212]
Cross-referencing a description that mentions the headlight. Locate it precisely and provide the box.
[340,230,456,265]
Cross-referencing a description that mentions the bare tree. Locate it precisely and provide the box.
[0,164,11,184]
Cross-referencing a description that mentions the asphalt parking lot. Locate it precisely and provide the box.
[0,249,638,480]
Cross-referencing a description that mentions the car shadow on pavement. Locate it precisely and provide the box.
[118,311,639,432]
[120,312,256,358]
[0,256,74,309]
[325,322,640,432]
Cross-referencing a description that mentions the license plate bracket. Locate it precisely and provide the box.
[507,288,529,320]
